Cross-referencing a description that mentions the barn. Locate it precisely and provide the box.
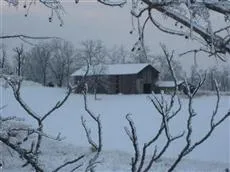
[71,63,159,94]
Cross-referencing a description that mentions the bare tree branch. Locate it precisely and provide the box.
[74,61,103,172]
[52,155,84,172]
[41,85,72,122]
[1,74,72,154]
[0,34,60,40]
[0,136,43,172]
[82,89,103,172]
[125,45,229,172]
[97,0,126,7]
[125,114,140,172]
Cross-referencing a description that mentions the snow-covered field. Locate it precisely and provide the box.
[0,81,230,171]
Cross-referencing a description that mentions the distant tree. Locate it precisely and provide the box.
[24,43,51,86]
[90,64,108,100]
[109,45,128,64]
[190,65,198,84]
[78,40,107,66]
[13,44,26,77]
[221,64,230,91]
[0,44,7,70]
[152,54,184,81]
[0,44,12,74]
[49,39,76,87]
[130,45,153,63]
[201,64,230,91]
[77,40,108,99]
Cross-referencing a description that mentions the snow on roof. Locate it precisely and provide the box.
[71,63,158,76]
[155,80,184,87]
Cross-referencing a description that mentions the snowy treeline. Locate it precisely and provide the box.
[190,64,230,92]
[1,40,230,91]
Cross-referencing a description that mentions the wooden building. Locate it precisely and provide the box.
[71,63,159,94]
[154,81,196,94]
[154,80,185,94]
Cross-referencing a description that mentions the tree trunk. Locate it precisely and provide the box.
[35,122,43,154]
[43,72,46,86]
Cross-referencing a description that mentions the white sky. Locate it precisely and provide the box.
[1,1,229,74]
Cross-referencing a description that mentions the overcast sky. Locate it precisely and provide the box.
[1,1,229,74]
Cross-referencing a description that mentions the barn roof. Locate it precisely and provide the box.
[155,80,184,88]
[71,63,159,76]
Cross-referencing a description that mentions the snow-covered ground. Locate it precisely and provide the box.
[0,81,230,171]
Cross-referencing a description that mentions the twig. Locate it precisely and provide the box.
[52,155,84,172]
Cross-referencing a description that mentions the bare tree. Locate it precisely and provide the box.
[90,65,108,100]
[196,64,230,92]
[152,54,184,81]
[130,45,152,63]
[0,44,7,69]
[77,40,108,99]
[221,64,230,91]
[124,45,230,172]
[25,43,51,86]
[109,45,129,64]
[0,44,11,74]
[13,44,25,77]
[49,39,76,87]
[78,40,107,66]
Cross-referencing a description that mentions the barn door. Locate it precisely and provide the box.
[143,83,151,93]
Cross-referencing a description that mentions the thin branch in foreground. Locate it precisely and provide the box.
[124,114,140,172]
[81,116,98,151]
[1,75,73,154]
[0,136,43,172]
[52,155,85,172]
[80,79,102,172]
[97,0,127,7]
[125,45,229,172]
[0,34,60,40]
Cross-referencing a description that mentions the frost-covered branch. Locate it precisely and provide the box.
[125,45,229,172]
[0,35,61,45]
[97,0,127,7]
[0,117,43,171]
[133,0,230,59]
[1,74,72,154]
[0,70,104,171]
[70,60,103,172]
[0,34,60,40]
[0,136,43,172]
[52,155,85,172]
[81,88,102,172]
[41,84,72,122]
[124,114,140,172]
[4,0,230,59]
[0,118,84,172]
